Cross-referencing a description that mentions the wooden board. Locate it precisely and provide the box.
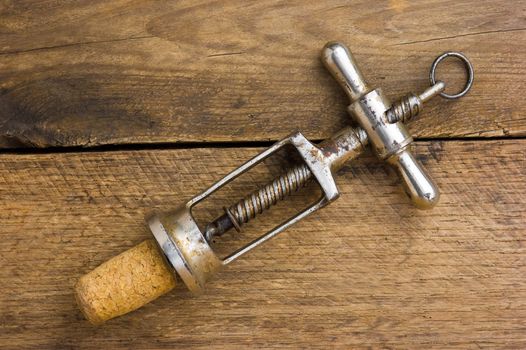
[0,141,524,348]
[1,1,524,348]
[1,0,525,147]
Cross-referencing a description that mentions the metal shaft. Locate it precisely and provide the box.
[204,163,312,241]
[230,164,312,226]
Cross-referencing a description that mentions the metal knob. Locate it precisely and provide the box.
[322,41,440,209]
[321,41,370,102]
[387,149,439,209]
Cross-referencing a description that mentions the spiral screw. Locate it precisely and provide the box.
[387,81,446,124]
[204,163,313,241]
[228,163,312,226]
[387,93,423,124]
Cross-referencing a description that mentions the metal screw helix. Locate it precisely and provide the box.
[204,163,313,241]
[386,93,423,124]
[226,163,313,229]
[387,81,445,124]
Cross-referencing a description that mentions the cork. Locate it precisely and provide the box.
[75,239,176,324]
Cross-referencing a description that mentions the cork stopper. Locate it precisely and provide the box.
[75,239,176,324]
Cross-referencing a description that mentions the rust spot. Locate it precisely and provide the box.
[321,139,339,157]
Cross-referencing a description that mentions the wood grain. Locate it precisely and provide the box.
[1,0,525,147]
[0,141,524,348]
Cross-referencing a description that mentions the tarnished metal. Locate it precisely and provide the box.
[227,163,312,230]
[387,82,446,124]
[204,126,368,240]
[148,209,223,294]
[149,42,473,294]
[430,51,474,99]
[322,43,473,209]
[323,42,442,209]
[151,129,367,293]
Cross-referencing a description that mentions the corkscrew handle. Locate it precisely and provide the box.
[322,41,441,209]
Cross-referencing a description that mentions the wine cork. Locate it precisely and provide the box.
[75,239,176,324]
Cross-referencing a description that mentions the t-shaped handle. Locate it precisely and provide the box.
[322,42,440,209]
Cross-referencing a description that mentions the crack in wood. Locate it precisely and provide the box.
[0,35,155,56]
[393,27,526,46]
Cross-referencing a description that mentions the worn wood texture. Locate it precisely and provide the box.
[0,141,524,348]
[0,0,525,148]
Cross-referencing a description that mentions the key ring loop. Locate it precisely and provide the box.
[429,51,474,99]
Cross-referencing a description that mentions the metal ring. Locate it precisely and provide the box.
[429,51,474,99]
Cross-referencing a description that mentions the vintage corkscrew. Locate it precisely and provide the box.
[75,42,473,324]
[149,42,474,293]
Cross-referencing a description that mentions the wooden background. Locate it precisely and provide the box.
[0,0,525,348]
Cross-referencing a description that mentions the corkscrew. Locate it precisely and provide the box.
[148,42,474,294]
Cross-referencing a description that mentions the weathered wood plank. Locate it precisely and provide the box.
[0,140,524,348]
[0,0,525,147]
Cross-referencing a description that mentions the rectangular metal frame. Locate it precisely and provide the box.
[186,131,341,265]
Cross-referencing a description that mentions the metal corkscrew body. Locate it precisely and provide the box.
[148,42,474,294]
